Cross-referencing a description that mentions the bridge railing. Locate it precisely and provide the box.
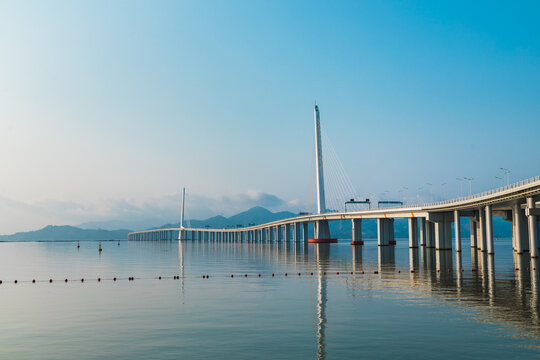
[386,174,540,210]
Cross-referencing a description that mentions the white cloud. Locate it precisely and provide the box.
[0,191,303,234]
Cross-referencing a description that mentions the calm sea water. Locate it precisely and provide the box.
[0,238,539,359]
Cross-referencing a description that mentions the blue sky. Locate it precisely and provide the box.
[0,1,539,232]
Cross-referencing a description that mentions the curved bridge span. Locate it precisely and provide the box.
[129,175,540,258]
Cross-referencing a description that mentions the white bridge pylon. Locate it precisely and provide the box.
[311,105,336,243]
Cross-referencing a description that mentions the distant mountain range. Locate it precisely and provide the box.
[0,225,130,242]
[0,206,513,241]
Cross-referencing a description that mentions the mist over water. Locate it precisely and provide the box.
[0,239,539,359]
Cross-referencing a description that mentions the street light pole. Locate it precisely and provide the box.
[456,178,464,197]
[463,177,473,196]
[500,167,510,186]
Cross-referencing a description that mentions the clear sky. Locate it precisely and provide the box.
[1,1,539,233]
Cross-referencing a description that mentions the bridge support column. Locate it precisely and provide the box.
[527,197,539,258]
[377,218,394,246]
[425,221,435,248]
[294,223,301,242]
[269,228,275,243]
[310,220,336,243]
[419,218,426,246]
[285,224,291,242]
[276,226,283,242]
[408,218,418,248]
[454,210,461,252]
[477,209,487,252]
[434,221,452,250]
[485,205,494,254]
[513,203,528,254]
[351,219,363,245]
[302,222,309,242]
[469,217,477,248]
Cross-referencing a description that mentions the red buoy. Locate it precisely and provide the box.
[49,279,52,283]
[81,278,84,282]
[336,272,339,275]
[284,273,287,276]
[206,275,209,279]
[32,279,36,283]
[398,270,401,273]
[323,272,326,275]
[113,277,117,281]
[310,272,313,276]
[298,273,301,276]
[231,274,234,278]
[14,280,18,284]
[244,274,247,278]
[98,278,101,282]
[272,273,274,277]
[258,274,261,277]
[350,272,353,275]
[158,276,162,280]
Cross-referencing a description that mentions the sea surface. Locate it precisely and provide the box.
[0,238,539,359]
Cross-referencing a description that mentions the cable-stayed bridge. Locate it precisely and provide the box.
[129,106,540,260]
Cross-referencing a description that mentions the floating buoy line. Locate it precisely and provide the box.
[0,267,518,286]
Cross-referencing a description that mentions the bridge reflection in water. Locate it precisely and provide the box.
[171,239,540,355]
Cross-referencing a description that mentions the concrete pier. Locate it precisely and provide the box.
[408,218,418,248]
[352,219,363,245]
[454,210,461,252]
[527,197,539,258]
[420,218,426,247]
[485,205,494,254]
[470,216,477,248]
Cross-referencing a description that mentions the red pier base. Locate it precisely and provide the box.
[308,238,338,244]
[350,240,364,246]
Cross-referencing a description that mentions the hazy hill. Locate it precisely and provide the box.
[0,225,130,241]
[159,206,298,229]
